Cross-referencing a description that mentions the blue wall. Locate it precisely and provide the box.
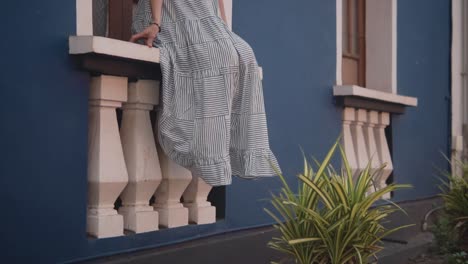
[0,0,90,263]
[0,0,450,263]
[227,0,340,228]
[392,0,451,201]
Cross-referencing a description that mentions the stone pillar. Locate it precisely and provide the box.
[375,112,393,199]
[342,107,359,176]
[183,177,216,224]
[352,109,370,175]
[153,144,191,228]
[119,80,162,233]
[87,75,128,238]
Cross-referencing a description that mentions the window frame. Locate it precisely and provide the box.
[451,0,468,143]
[83,0,233,40]
[336,0,397,94]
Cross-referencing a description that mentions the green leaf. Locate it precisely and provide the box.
[288,237,321,245]
[266,138,412,264]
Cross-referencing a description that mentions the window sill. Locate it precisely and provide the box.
[69,36,161,80]
[333,85,418,114]
[68,35,263,81]
[69,36,160,63]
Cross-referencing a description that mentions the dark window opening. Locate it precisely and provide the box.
[93,0,139,41]
[109,0,136,41]
[208,186,226,220]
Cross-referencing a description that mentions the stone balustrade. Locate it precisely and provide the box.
[75,0,238,239]
[86,75,217,238]
[341,107,393,198]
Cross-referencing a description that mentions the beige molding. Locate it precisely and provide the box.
[68,36,266,80]
[76,0,93,36]
[69,36,160,63]
[333,85,418,107]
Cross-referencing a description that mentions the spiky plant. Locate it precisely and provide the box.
[266,141,412,264]
[439,157,468,241]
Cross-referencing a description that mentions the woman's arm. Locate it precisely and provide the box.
[130,0,164,47]
[150,0,163,25]
[218,0,227,24]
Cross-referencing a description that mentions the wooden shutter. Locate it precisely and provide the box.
[108,0,136,41]
[342,0,366,86]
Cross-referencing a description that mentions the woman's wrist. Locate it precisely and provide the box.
[149,21,161,32]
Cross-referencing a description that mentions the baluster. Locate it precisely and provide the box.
[375,112,393,199]
[183,177,216,224]
[363,111,381,193]
[342,107,359,176]
[153,145,192,228]
[87,75,129,238]
[153,110,192,228]
[119,80,162,233]
[352,109,370,176]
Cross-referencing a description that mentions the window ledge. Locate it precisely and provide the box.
[68,36,161,80]
[68,35,264,81]
[334,85,418,106]
[333,85,418,114]
[69,36,160,63]
[69,36,159,63]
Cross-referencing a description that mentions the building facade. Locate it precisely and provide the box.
[0,0,457,263]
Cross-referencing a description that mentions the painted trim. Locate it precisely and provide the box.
[76,0,93,35]
[391,0,397,93]
[451,0,464,138]
[333,85,418,107]
[335,0,343,85]
[69,36,161,63]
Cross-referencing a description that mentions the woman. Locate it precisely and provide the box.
[131,0,280,186]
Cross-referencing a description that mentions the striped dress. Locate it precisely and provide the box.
[133,0,280,186]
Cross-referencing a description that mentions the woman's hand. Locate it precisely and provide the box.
[130,24,159,47]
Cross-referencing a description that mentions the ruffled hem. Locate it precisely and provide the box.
[158,131,280,186]
[230,148,281,179]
